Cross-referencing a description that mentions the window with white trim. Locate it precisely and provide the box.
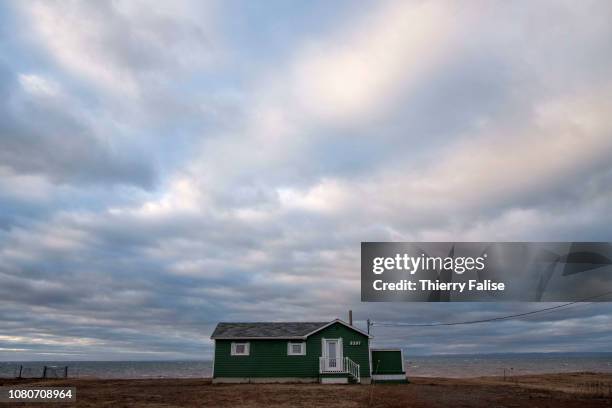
[287,341,306,356]
[231,342,250,356]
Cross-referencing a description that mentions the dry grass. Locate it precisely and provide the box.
[2,372,611,407]
[469,372,612,398]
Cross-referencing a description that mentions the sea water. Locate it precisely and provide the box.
[1,353,611,379]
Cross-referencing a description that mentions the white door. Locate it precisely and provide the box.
[324,339,342,371]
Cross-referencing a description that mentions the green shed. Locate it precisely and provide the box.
[211,319,372,384]
[370,348,407,383]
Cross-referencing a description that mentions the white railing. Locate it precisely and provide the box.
[319,357,360,383]
[319,357,342,372]
[345,357,360,384]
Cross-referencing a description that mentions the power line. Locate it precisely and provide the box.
[372,291,612,328]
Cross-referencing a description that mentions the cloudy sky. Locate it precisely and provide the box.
[1,0,612,360]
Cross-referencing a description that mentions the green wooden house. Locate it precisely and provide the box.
[211,319,373,384]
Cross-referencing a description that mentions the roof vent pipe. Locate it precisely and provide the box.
[349,310,353,326]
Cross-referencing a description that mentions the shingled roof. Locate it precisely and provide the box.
[211,322,328,339]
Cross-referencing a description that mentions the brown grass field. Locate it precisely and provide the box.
[2,372,611,407]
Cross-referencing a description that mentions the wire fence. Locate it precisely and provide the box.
[1,365,69,379]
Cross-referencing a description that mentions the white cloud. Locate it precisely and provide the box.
[289,1,461,122]
[271,82,612,229]
[18,74,61,97]
[186,1,468,194]
[3,0,612,359]
[19,0,216,96]
[277,179,350,214]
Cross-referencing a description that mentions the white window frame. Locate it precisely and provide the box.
[231,342,250,356]
[287,341,306,356]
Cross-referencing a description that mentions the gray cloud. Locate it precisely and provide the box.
[0,0,611,360]
[0,63,156,188]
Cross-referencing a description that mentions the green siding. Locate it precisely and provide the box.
[213,322,370,378]
[311,322,370,379]
[371,350,404,375]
